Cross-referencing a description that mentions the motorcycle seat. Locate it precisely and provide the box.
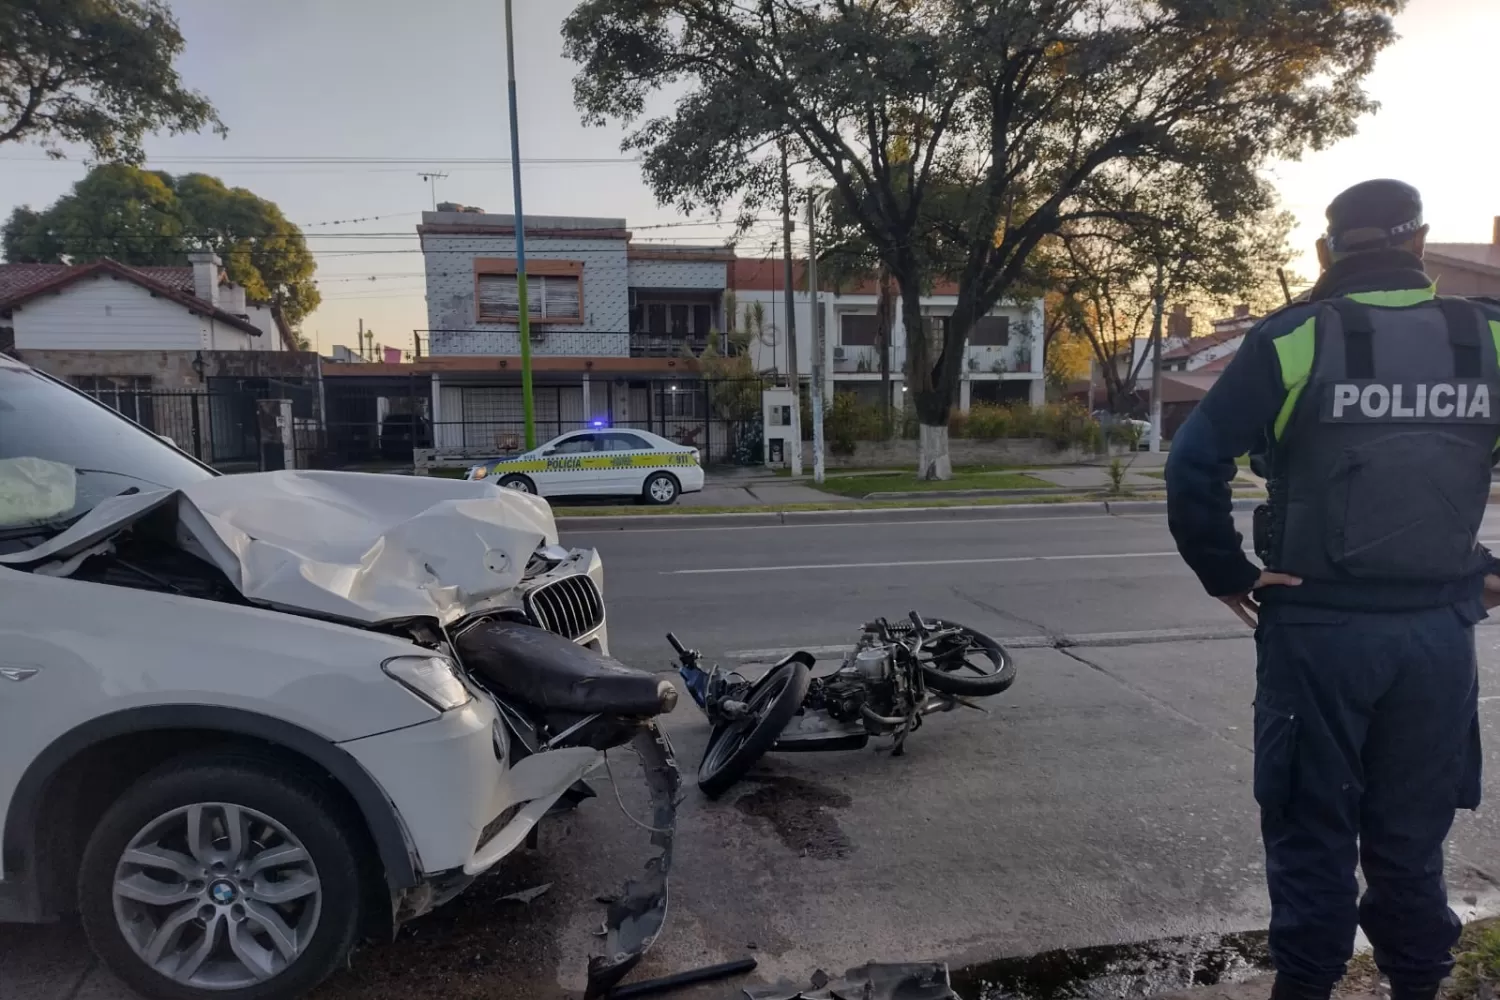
[455,620,672,717]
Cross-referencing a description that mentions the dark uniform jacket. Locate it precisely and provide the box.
[1165,249,1500,610]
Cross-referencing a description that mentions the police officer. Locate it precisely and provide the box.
[1166,179,1500,1000]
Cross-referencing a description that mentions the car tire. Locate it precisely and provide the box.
[79,754,364,1000]
[642,472,680,506]
[497,473,536,494]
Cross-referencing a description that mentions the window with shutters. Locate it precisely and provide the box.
[474,259,584,324]
[970,316,1010,346]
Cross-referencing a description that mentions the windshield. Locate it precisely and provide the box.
[0,363,214,530]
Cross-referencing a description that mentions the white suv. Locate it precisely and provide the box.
[0,356,679,1000]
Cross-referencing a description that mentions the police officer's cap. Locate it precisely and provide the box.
[1325,179,1425,253]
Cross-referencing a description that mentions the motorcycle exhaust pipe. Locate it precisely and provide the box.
[859,704,907,730]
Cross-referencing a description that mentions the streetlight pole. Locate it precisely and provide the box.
[779,143,803,476]
[807,188,827,484]
[504,0,536,449]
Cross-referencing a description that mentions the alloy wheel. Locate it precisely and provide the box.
[110,802,322,990]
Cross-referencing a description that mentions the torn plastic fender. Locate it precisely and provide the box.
[746,962,956,1000]
[585,722,682,1000]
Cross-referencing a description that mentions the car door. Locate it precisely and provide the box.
[537,432,602,496]
[598,431,658,495]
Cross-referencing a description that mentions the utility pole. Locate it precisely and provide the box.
[779,143,803,476]
[417,171,449,211]
[807,188,826,484]
[1148,257,1166,453]
[504,0,536,449]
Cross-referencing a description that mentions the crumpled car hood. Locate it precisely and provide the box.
[0,470,559,624]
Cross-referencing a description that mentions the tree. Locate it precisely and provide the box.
[563,0,1397,478]
[3,165,321,328]
[1043,171,1295,412]
[0,0,223,162]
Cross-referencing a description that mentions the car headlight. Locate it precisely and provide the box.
[381,655,471,711]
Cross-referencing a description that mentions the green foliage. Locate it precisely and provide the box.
[563,0,1398,429]
[699,330,765,422]
[1107,457,1127,495]
[0,0,223,162]
[1452,919,1500,1000]
[827,393,885,455]
[3,165,321,328]
[949,402,1103,450]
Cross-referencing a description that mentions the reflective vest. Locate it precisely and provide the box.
[1260,293,1500,583]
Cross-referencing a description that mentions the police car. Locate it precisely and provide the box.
[466,428,705,504]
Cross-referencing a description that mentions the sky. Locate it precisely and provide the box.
[2,0,1498,356]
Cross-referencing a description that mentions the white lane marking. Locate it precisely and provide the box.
[565,513,1144,535]
[664,550,1180,575]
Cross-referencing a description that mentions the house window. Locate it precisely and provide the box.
[71,375,155,430]
[840,314,879,347]
[476,272,582,323]
[654,385,704,419]
[970,316,1010,346]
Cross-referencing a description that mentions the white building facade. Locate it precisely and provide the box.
[731,260,1046,411]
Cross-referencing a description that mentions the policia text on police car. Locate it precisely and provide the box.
[1167,180,1500,1000]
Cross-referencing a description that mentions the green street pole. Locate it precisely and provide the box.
[504,0,536,449]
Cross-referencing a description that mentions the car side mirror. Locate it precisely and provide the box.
[542,448,557,456]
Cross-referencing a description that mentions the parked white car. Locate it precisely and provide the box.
[467,428,705,504]
[0,356,678,1000]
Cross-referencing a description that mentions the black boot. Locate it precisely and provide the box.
[1389,984,1440,1000]
[1271,974,1334,1000]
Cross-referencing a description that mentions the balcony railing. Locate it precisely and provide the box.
[629,332,747,359]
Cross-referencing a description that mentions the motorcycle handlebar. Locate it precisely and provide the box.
[666,632,689,657]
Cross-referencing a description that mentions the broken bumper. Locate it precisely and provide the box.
[585,722,682,999]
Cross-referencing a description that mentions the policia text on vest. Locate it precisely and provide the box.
[1256,296,1500,586]
[1326,380,1491,421]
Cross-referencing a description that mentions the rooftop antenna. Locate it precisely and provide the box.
[417,171,449,211]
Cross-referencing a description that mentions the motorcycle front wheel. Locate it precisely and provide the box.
[697,659,811,799]
[917,621,1017,697]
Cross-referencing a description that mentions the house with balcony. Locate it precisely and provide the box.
[731,259,1046,411]
[389,209,737,457]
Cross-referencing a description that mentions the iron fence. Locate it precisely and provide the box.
[79,374,770,471]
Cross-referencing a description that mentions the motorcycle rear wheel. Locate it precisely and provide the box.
[917,621,1017,697]
[697,660,811,799]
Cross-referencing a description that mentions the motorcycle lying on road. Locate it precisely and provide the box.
[668,613,1017,797]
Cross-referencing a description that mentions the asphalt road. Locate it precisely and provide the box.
[11,506,1500,1000]
[575,509,1323,667]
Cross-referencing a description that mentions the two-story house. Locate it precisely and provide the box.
[732,259,1047,411]
[406,209,737,455]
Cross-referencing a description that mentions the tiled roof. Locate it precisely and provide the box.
[0,263,72,302]
[1161,327,1246,361]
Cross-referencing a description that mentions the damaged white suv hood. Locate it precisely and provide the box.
[0,470,562,624]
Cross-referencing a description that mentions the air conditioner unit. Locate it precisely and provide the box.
[832,347,847,361]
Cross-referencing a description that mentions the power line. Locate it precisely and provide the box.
[0,154,642,165]
[303,212,421,227]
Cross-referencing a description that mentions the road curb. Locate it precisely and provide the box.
[555,496,1264,531]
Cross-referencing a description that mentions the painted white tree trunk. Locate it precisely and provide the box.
[918,423,953,480]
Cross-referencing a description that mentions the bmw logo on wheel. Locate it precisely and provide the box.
[209,880,238,905]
